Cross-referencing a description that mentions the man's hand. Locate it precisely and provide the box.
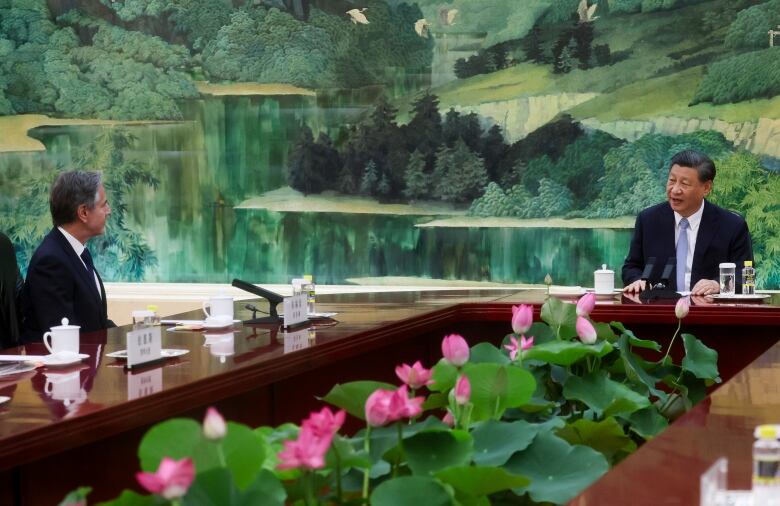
[623,279,646,293]
[690,279,719,296]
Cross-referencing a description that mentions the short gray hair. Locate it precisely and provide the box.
[50,170,103,226]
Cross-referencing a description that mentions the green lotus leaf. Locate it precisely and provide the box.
[556,417,636,462]
[470,342,510,364]
[321,380,396,420]
[504,432,609,504]
[523,340,613,366]
[403,429,473,475]
[370,476,455,506]
[681,333,721,382]
[540,297,577,339]
[563,371,651,418]
[471,420,540,466]
[622,406,669,440]
[435,466,530,496]
[462,363,536,421]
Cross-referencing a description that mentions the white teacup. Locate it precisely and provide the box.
[203,295,234,320]
[43,318,80,355]
[204,314,233,328]
[594,264,615,295]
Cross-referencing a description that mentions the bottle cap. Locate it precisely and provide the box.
[719,262,736,268]
[132,309,155,319]
[146,305,158,312]
[754,424,779,439]
[744,261,753,267]
[303,274,313,282]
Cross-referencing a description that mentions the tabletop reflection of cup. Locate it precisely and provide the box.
[44,371,86,406]
[206,332,234,363]
[203,295,234,320]
[43,318,80,355]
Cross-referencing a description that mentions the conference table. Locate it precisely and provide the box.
[1,289,779,505]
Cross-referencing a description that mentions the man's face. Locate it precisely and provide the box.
[666,164,711,217]
[82,184,111,237]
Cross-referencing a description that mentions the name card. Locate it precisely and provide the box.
[126,326,162,369]
[283,328,311,354]
[127,368,162,400]
[283,293,308,328]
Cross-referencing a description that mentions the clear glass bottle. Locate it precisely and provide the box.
[753,424,780,506]
[303,274,315,315]
[742,261,756,295]
[146,305,160,325]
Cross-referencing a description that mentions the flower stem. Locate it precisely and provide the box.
[304,470,317,506]
[393,422,403,477]
[663,319,682,363]
[362,425,371,501]
[216,444,226,468]
[333,443,343,504]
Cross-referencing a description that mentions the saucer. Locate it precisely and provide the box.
[39,353,90,367]
[203,320,234,330]
[0,396,10,404]
[709,293,770,302]
[106,349,189,360]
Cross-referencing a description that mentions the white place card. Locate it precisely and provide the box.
[126,326,162,369]
[283,293,308,328]
[128,368,162,400]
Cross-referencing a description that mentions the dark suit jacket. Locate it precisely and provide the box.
[19,228,114,343]
[0,232,22,348]
[622,200,753,291]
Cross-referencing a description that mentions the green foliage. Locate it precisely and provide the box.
[402,150,430,200]
[432,140,488,203]
[709,151,780,287]
[586,130,732,217]
[724,0,780,50]
[371,476,456,506]
[692,47,780,105]
[98,0,169,21]
[403,429,473,475]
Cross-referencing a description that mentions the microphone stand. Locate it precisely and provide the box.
[231,279,284,324]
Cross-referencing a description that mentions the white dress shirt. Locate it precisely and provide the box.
[673,200,705,292]
[58,227,103,299]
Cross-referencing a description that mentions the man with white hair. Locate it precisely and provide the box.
[20,170,115,343]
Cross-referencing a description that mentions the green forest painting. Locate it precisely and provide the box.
[1,0,779,288]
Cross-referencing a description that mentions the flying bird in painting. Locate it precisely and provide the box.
[346,8,369,24]
[577,0,598,23]
[414,18,431,38]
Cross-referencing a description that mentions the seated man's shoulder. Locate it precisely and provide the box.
[708,201,747,225]
[637,202,670,219]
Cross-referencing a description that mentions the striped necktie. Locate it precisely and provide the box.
[676,218,689,291]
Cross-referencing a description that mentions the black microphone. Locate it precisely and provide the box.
[232,279,283,324]
[658,256,675,288]
[640,256,656,284]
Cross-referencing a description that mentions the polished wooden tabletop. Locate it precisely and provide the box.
[0,287,778,505]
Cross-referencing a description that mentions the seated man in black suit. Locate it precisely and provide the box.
[20,171,115,343]
[622,149,753,296]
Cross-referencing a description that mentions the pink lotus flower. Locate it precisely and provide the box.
[442,410,455,427]
[136,457,195,500]
[203,407,227,441]
[675,296,690,319]
[395,361,433,389]
[454,375,471,405]
[511,304,533,335]
[442,334,470,367]
[302,406,346,440]
[365,386,424,427]
[276,406,346,471]
[277,425,331,470]
[576,316,597,344]
[576,292,596,317]
[505,335,534,361]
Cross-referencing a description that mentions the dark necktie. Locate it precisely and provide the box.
[81,248,95,276]
[676,218,689,291]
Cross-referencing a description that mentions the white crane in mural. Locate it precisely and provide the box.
[414,18,431,38]
[346,8,369,25]
[577,0,599,23]
[445,8,459,26]
[770,25,780,47]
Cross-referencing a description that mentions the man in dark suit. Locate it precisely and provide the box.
[20,171,115,343]
[622,150,752,296]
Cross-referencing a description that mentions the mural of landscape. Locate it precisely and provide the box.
[1,0,779,288]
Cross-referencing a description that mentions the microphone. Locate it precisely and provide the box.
[232,279,283,324]
[640,257,656,286]
[659,256,675,288]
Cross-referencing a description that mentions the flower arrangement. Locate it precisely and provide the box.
[61,295,719,506]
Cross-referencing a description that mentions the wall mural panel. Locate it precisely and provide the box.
[1,0,778,288]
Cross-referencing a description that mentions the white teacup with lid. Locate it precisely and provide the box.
[43,318,80,355]
[594,264,615,295]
